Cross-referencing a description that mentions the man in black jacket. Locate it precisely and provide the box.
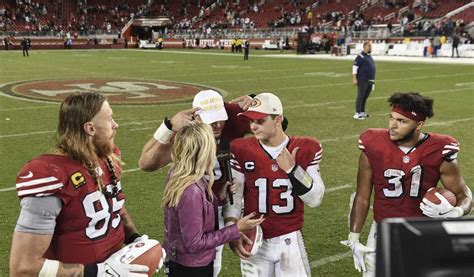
[21,38,29,57]
[452,33,460,58]
[352,41,376,120]
[243,40,250,60]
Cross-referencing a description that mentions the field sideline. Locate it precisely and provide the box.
[0,49,473,276]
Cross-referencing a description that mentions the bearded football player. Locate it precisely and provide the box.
[10,92,152,276]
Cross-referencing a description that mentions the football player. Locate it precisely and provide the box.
[224,93,326,277]
[139,90,252,276]
[341,92,472,276]
[10,92,149,276]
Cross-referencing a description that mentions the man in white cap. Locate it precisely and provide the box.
[139,89,252,276]
[139,90,251,171]
[223,92,326,277]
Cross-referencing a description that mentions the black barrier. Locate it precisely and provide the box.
[376,217,474,277]
[297,32,310,54]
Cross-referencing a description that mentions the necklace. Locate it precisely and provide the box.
[104,157,119,197]
[89,157,119,198]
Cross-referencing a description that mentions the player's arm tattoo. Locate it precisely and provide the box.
[120,207,139,243]
[58,263,85,276]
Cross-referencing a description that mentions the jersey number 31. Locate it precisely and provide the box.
[383,165,423,198]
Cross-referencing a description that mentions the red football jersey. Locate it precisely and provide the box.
[221,103,250,142]
[231,136,322,239]
[15,154,125,264]
[359,128,460,222]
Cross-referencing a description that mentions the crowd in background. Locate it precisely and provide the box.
[0,0,472,46]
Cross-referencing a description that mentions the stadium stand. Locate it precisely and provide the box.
[363,0,415,23]
[422,0,471,19]
[452,6,473,22]
[242,0,304,29]
[0,0,147,33]
[1,0,472,57]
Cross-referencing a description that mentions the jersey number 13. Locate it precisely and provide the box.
[255,178,294,214]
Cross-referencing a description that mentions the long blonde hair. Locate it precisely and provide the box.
[54,92,119,191]
[161,121,216,208]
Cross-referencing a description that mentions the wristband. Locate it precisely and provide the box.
[285,165,295,174]
[83,264,98,277]
[289,165,312,188]
[287,165,313,196]
[39,259,59,277]
[348,232,360,242]
[452,206,464,218]
[225,219,237,227]
[153,121,174,144]
[125,232,141,244]
[294,165,312,189]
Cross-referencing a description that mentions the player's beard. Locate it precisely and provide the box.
[94,134,115,158]
[392,125,417,144]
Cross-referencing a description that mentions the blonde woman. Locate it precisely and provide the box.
[163,122,263,277]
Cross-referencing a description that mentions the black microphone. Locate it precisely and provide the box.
[217,139,233,205]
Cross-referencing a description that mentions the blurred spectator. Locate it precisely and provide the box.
[452,33,460,58]
[3,37,10,50]
[432,35,441,57]
[21,37,29,56]
[423,37,431,57]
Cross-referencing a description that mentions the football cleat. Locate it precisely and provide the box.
[353,113,365,120]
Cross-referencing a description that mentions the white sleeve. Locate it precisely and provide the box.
[223,167,245,223]
[298,164,325,207]
[352,65,359,75]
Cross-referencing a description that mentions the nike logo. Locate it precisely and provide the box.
[105,269,120,276]
[439,210,451,216]
[19,171,33,179]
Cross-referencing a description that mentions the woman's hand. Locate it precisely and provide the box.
[236,212,265,232]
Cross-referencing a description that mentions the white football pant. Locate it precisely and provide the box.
[364,221,377,277]
[240,230,311,277]
[214,206,224,277]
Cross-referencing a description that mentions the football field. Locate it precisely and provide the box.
[0,49,473,276]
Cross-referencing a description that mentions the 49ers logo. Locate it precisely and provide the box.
[6,79,222,104]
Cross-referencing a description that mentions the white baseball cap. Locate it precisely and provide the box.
[239,92,283,120]
[192,90,228,124]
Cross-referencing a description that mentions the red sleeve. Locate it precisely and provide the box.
[436,134,460,162]
[293,137,322,169]
[358,128,382,154]
[307,139,322,168]
[358,130,370,154]
[223,103,250,141]
[16,158,67,198]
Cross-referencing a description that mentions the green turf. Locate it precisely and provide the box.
[0,49,473,276]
